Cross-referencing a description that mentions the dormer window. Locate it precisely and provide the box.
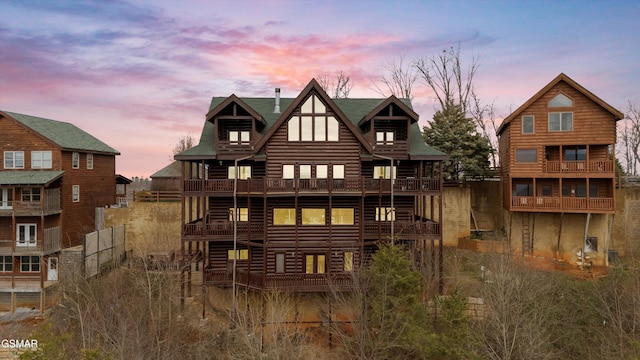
[229,130,250,144]
[548,93,573,108]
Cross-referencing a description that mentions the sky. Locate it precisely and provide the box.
[1,0,639,178]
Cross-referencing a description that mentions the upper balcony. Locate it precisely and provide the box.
[511,196,614,213]
[0,188,61,217]
[544,160,613,174]
[183,177,441,196]
[0,226,62,255]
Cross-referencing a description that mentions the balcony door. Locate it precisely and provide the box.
[16,224,37,247]
[0,188,12,209]
[48,257,58,281]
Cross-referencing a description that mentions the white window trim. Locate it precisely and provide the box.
[87,153,94,169]
[72,152,80,169]
[548,112,573,132]
[31,151,53,169]
[72,185,80,202]
[4,151,24,169]
[20,256,40,272]
[16,224,37,247]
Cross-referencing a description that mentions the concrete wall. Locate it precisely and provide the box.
[469,181,504,232]
[440,185,471,247]
[612,186,640,257]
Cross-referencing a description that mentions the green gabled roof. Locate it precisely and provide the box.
[176,90,446,159]
[5,111,120,154]
[0,171,64,186]
[150,161,182,178]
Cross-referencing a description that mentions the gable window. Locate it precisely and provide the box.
[548,112,573,131]
[344,252,354,272]
[21,188,41,202]
[16,224,37,247]
[31,151,52,169]
[376,207,395,221]
[515,149,537,163]
[229,207,248,222]
[227,249,249,260]
[305,254,325,274]
[302,208,325,225]
[21,256,40,272]
[522,116,534,134]
[72,185,80,202]
[4,151,24,169]
[228,166,251,179]
[376,131,395,145]
[72,152,80,169]
[0,256,12,272]
[548,93,573,108]
[274,208,296,225]
[229,130,250,144]
[373,165,396,179]
[87,154,93,169]
[288,95,339,142]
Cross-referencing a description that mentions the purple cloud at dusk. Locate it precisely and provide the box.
[1,0,638,178]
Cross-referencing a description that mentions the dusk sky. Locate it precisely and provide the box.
[1,0,639,178]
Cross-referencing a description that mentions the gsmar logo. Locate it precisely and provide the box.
[1,339,38,349]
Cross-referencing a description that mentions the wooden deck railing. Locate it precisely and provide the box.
[135,191,181,202]
[0,226,61,254]
[545,160,613,173]
[183,177,441,194]
[204,268,356,291]
[512,196,613,211]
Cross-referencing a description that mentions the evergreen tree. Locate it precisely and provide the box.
[423,102,490,180]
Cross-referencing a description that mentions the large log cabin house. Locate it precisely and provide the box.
[497,73,624,258]
[175,79,447,294]
[0,111,119,312]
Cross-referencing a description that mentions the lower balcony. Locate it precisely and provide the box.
[203,268,355,292]
[512,196,614,213]
[0,226,62,255]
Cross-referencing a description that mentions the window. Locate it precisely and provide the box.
[72,152,80,169]
[515,184,533,197]
[575,184,586,197]
[316,165,328,179]
[87,154,93,169]
[21,188,41,202]
[72,185,80,202]
[376,131,395,144]
[21,256,40,272]
[302,208,325,225]
[0,188,12,209]
[4,151,24,169]
[16,224,37,247]
[282,165,295,179]
[344,252,354,272]
[276,253,285,273]
[300,165,312,179]
[376,207,395,221]
[548,112,573,131]
[228,165,251,179]
[227,249,249,260]
[565,147,586,161]
[548,93,573,108]
[540,185,552,197]
[305,254,326,274]
[562,185,571,197]
[0,256,12,272]
[332,165,345,179]
[515,149,537,163]
[229,208,248,221]
[274,208,296,225]
[589,184,599,197]
[373,165,396,179]
[287,95,339,142]
[229,130,250,144]
[331,208,354,225]
[31,151,52,169]
[522,116,534,134]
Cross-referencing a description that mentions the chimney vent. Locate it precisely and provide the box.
[274,88,281,113]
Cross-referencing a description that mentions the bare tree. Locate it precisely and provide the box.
[416,44,480,114]
[372,55,418,100]
[317,70,353,98]
[172,134,196,157]
[470,91,499,168]
[619,100,640,175]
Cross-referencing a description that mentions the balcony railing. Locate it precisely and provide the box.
[0,226,61,254]
[545,160,613,174]
[0,188,61,215]
[183,222,263,238]
[512,196,613,212]
[183,177,441,195]
[204,268,355,291]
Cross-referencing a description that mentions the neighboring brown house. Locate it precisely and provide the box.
[0,111,120,312]
[150,161,181,191]
[497,74,624,260]
[175,79,447,294]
